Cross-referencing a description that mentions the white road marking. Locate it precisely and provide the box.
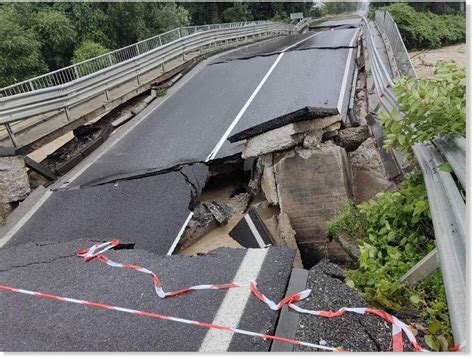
[166,211,194,255]
[0,190,52,247]
[199,248,268,352]
[205,32,322,162]
[244,214,266,248]
[336,28,361,113]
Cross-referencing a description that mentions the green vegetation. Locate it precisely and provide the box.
[378,3,465,49]
[72,41,110,65]
[0,2,321,88]
[380,61,466,153]
[328,175,452,351]
[156,86,168,97]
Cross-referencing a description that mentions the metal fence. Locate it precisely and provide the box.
[362,15,466,348]
[0,21,271,98]
[374,11,417,78]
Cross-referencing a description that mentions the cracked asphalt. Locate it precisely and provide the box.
[1,25,365,352]
[0,240,294,351]
[5,27,360,256]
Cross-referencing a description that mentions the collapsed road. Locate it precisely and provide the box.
[0,18,388,352]
[1,25,360,254]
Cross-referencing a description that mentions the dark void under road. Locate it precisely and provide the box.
[3,27,360,256]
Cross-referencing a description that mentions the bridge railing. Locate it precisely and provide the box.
[0,21,270,98]
[0,21,294,148]
[363,13,466,347]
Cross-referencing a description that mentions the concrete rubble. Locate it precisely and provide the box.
[0,156,31,204]
[225,104,394,268]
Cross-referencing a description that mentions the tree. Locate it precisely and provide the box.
[222,4,253,23]
[72,40,110,64]
[0,8,48,87]
[32,8,77,70]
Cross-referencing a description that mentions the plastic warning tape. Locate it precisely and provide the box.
[76,240,428,352]
[0,284,340,352]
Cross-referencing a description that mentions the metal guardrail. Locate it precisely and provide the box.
[374,11,417,78]
[0,21,270,98]
[362,14,466,348]
[294,17,313,32]
[0,21,294,147]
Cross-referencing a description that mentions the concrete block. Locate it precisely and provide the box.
[242,115,341,159]
[274,143,353,266]
[335,125,370,151]
[350,138,395,203]
[260,154,279,205]
[111,112,134,128]
[0,156,31,203]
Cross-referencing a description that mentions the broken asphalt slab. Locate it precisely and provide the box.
[294,260,392,352]
[0,239,294,351]
[228,107,338,143]
[4,163,208,255]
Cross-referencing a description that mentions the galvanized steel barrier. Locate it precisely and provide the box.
[0,20,294,147]
[374,11,417,78]
[362,14,466,348]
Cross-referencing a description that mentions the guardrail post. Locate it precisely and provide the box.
[399,248,439,286]
[64,107,71,122]
[108,54,113,66]
[4,124,18,148]
[28,81,35,91]
[135,44,140,56]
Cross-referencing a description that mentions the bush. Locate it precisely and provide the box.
[381,3,465,49]
[380,61,466,153]
[328,175,452,350]
[72,40,109,64]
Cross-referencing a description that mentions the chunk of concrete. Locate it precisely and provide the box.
[0,156,31,203]
[274,143,353,266]
[294,260,392,352]
[260,154,279,206]
[264,213,303,268]
[350,138,395,203]
[242,115,341,159]
[179,200,234,250]
[335,125,370,151]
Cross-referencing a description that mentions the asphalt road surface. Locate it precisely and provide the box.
[0,240,294,351]
[3,26,360,256]
[1,23,363,352]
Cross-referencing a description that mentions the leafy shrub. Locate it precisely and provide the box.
[72,40,109,64]
[380,61,465,153]
[381,3,465,49]
[328,175,453,350]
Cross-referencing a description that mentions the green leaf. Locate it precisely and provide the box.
[428,320,442,334]
[410,294,421,305]
[424,335,440,351]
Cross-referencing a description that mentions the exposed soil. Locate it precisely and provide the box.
[409,43,466,79]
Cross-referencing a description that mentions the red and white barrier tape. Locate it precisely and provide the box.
[0,284,340,352]
[2,240,458,351]
[75,241,426,352]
